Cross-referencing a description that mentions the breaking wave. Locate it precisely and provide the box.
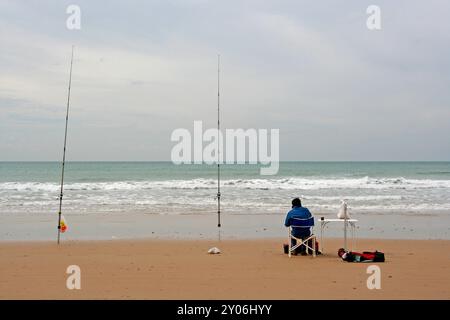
[1,176,450,192]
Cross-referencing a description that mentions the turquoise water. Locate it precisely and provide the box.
[1,161,450,182]
[0,161,450,215]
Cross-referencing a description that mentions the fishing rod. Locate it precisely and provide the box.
[57,45,74,245]
[217,54,221,229]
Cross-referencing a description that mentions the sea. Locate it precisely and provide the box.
[1,161,450,216]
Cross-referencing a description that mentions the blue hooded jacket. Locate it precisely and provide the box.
[284,206,313,238]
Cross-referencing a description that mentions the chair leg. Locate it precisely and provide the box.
[288,229,291,258]
[313,237,316,257]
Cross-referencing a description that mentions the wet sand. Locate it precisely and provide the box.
[1,212,449,241]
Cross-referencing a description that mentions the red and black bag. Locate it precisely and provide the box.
[362,251,385,262]
[341,250,385,262]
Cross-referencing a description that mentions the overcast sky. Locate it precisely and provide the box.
[0,0,449,161]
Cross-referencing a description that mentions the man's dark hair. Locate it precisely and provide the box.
[292,197,302,207]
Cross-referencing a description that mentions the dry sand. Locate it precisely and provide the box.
[0,238,449,299]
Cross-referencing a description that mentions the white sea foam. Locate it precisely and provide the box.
[1,176,450,215]
[301,195,404,201]
[1,177,450,192]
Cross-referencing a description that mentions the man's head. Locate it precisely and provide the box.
[292,197,302,208]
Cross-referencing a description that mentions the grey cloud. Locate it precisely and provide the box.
[0,0,449,161]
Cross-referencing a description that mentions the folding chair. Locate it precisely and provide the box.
[288,216,316,258]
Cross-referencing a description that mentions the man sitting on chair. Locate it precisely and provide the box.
[285,198,314,255]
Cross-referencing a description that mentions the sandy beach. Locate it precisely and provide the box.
[1,238,449,300]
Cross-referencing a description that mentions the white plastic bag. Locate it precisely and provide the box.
[337,200,350,219]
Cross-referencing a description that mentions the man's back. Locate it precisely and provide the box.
[285,206,313,237]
